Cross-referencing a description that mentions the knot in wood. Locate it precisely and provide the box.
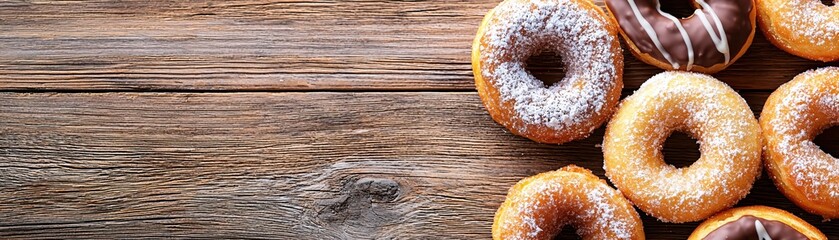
[315,177,403,234]
[352,177,400,202]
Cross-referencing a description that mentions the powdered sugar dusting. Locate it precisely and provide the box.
[495,168,641,239]
[764,67,839,202]
[478,0,621,134]
[776,0,839,47]
[603,72,762,223]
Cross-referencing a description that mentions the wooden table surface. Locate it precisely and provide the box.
[0,1,837,239]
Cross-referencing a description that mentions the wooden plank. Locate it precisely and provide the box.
[0,92,836,239]
[0,0,834,91]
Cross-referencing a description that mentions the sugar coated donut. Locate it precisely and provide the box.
[602,72,762,223]
[493,165,644,240]
[760,67,839,219]
[472,0,623,144]
[605,0,756,73]
[756,0,839,61]
[688,206,827,240]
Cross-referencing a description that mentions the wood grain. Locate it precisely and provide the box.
[2,0,838,239]
[0,92,836,239]
[0,0,834,91]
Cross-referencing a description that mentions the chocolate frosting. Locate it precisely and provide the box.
[702,215,808,240]
[605,0,754,70]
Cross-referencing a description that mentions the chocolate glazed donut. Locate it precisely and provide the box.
[605,0,756,74]
[688,206,827,240]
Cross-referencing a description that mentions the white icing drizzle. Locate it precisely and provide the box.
[627,0,679,68]
[755,219,773,240]
[655,2,694,70]
[694,0,731,64]
[620,0,737,68]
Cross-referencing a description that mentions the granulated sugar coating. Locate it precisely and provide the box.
[602,72,763,223]
[472,0,623,144]
[757,0,839,61]
[776,0,838,46]
[761,67,839,219]
[492,165,644,240]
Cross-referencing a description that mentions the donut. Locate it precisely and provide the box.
[472,0,623,144]
[756,0,839,61]
[688,206,827,240]
[760,67,839,219]
[604,0,756,73]
[602,72,762,223]
[493,165,644,239]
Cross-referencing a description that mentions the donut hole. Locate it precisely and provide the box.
[814,125,839,158]
[659,0,696,19]
[526,49,566,87]
[662,131,702,168]
[820,0,836,7]
[554,226,583,240]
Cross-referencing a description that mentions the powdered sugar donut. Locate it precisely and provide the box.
[603,72,762,223]
[472,0,623,144]
[760,67,839,219]
[493,165,645,240]
[757,0,839,61]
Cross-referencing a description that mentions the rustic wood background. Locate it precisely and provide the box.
[0,0,836,239]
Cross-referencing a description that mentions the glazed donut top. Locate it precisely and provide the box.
[477,0,620,132]
[703,215,807,240]
[605,0,753,70]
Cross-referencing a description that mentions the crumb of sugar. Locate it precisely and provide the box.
[479,0,620,133]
